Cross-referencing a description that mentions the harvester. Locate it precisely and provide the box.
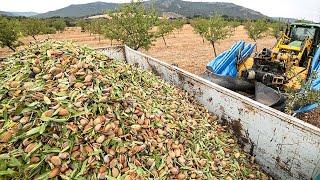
[203,22,320,110]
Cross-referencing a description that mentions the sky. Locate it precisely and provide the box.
[0,0,319,22]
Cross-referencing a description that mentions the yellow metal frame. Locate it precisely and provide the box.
[237,34,313,90]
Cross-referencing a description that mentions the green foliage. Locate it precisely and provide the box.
[191,18,208,39]
[106,1,158,50]
[156,20,175,46]
[88,19,105,42]
[171,19,185,32]
[76,20,89,32]
[285,73,320,115]
[52,19,67,32]
[0,17,21,51]
[21,18,46,40]
[192,16,230,57]
[42,26,56,39]
[270,21,286,39]
[102,20,117,45]
[228,21,241,33]
[244,19,269,42]
[89,19,104,34]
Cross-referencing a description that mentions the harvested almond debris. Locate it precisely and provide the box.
[0,41,269,179]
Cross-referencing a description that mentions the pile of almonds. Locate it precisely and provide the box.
[0,41,269,179]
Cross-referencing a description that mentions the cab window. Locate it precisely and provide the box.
[290,26,316,41]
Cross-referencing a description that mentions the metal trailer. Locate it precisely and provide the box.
[97,45,320,180]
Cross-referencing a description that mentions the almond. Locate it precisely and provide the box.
[59,152,70,159]
[170,167,179,175]
[30,156,40,163]
[96,135,105,144]
[58,108,69,116]
[32,67,41,74]
[49,167,60,178]
[111,167,119,177]
[109,158,118,168]
[84,75,93,82]
[74,82,84,88]
[84,145,93,154]
[0,131,12,143]
[25,143,36,153]
[177,173,186,180]
[50,156,61,166]
[99,166,107,173]
[20,116,29,124]
[10,81,20,88]
[43,110,54,117]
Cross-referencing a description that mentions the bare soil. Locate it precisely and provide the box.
[0,25,319,128]
[297,109,320,128]
[142,24,277,75]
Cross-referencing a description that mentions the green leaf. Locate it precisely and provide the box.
[39,123,47,134]
[0,168,16,176]
[75,159,88,178]
[0,154,10,160]
[43,96,51,105]
[26,126,42,136]
[8,158,21,167]
[27,101,39,107]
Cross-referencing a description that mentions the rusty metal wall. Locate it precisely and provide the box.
[99,46,320,180]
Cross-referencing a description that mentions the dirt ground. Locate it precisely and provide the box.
[297,109,320,128]
[142,24,276,75]
[0,25,318,128]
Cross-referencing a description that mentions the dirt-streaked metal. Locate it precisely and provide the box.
[99,46,320,180]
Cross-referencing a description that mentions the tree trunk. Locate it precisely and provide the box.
[202,37,205,43]
[162,36,167,46]
[7,45,16,52]
[255,40,258,52]
[110,39,113,46]
[211,41,217,58]
[98,35,100,42]
[32,35,37,41]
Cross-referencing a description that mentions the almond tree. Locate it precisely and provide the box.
[157,19,175,46]
[21,18,46,40]
[172,19,185,36]
[202,16,231,57]
[76,20,89,32]
[52,19,67,33]
[89,19,104,42]
[245,19,269,50]
[191,18,208,43]
[0,17,21,52]
[270,21,286,40]
[103,20,117,46]
[106,1,158,50]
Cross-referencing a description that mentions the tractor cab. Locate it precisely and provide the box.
[287,23,320,55]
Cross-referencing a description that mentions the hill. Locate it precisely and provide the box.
[0,11,38,17]
[144,0,265,19]
[0,11,15,16]
[36,2,119,18]
[36,0,266,19]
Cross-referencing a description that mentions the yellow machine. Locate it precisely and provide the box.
[239,23,320,91]
[203,23,320,108]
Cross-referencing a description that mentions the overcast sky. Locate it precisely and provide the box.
[0,0,319,22]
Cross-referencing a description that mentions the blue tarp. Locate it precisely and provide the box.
[206,41,256,77]
[295,47,320,113]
